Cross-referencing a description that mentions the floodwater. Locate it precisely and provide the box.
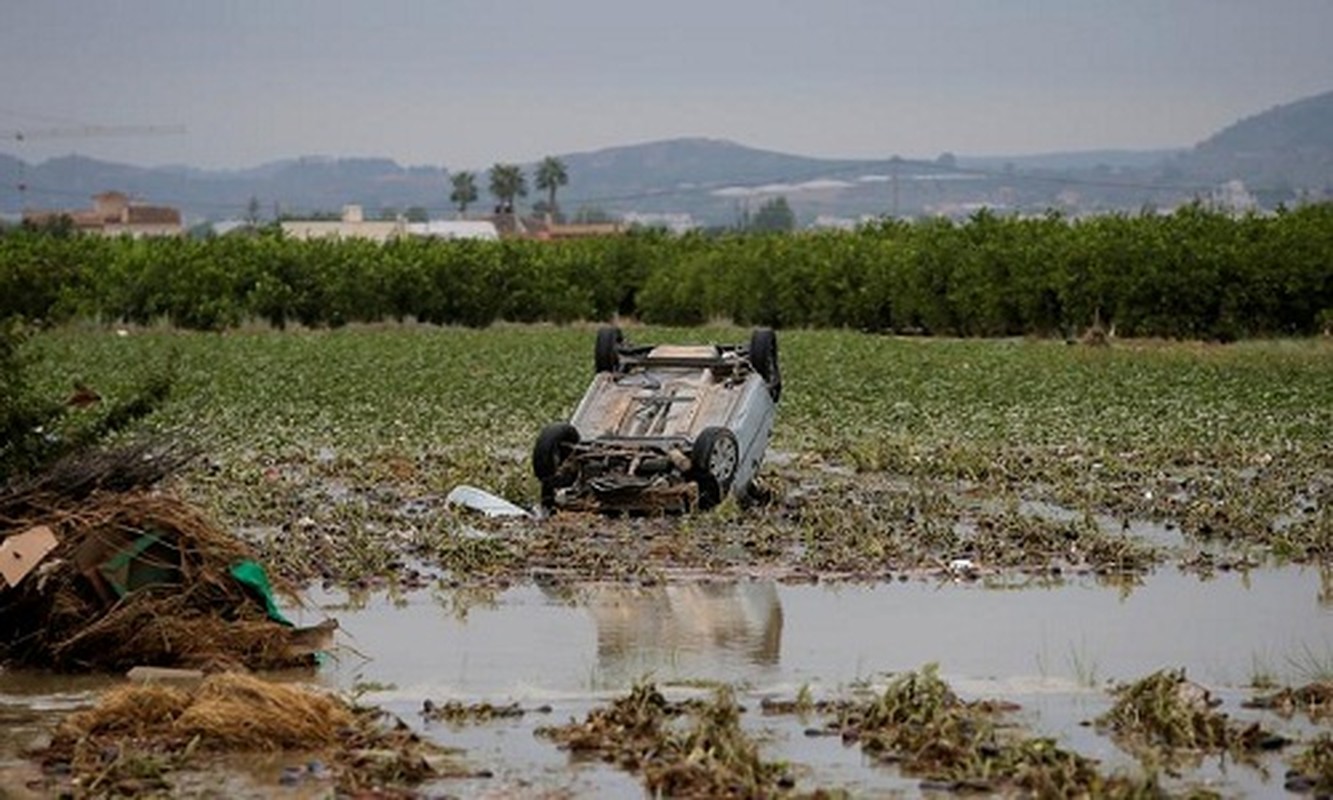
[2,566,1330,797]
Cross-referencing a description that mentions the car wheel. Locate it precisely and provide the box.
[595,326,624,373]
[691,427,739,509]
[533,422,580,483]
[748,328,781,402]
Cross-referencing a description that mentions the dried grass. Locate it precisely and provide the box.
[175,673,355,749]
[55,673,354,754]
[59,683,192,740]
[43,672,446,796]
[1,488,306,672]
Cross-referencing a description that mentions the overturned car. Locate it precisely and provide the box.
[533,327,781,513]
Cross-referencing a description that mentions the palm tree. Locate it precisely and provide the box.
[487,163,527,215]
[449,171,478,218]
[535,156,569,220]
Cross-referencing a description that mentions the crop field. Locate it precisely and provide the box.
[26,323,1332,586]
[11,322,1333,796]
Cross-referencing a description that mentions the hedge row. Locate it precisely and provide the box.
[3,203,1331,338]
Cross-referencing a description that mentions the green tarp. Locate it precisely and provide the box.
[229,559,293,626]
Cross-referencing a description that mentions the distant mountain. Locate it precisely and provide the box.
[550,140,1195,223]
[1176,90,1333,195]
[557,137,873,196]
[552,138,923,222]
[0,154,448,223]
[3,91,1330,226]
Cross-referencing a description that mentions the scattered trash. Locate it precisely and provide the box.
[948,558,974,573]
[445,484,533,518]
[0,524,58,588]
[64,381,102,409]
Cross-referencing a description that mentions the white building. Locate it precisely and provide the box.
[405,220,499,240]
[280,205,404,242]
[620,211,697,234]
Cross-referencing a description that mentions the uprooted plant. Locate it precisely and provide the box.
[1095,668,1288,766]
[820,663,1150,796]
[1286,733,1333,795]
[537,682,800,798]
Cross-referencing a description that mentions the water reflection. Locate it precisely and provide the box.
[580,581,782,681]
[3,568,1330,798]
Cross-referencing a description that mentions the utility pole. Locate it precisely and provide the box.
[891,156,902,218]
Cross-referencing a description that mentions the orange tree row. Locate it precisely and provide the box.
[3,203,1331,338]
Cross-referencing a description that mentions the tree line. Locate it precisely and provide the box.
[450,156,569,218]
[2,203,1330,339]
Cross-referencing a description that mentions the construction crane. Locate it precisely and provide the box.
[4,123,186,211]
[7,123,186,142]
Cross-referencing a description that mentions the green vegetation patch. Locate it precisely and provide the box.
[7,203,1333,338]
[20,325,1333,588]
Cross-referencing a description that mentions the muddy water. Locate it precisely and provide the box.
[3,567,1330,796]
[310,568,1331,696]
[322,566,1329,795]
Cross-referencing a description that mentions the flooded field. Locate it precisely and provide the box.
[4,326,1331,796]
[324,567,1333,795]
[3,566,1329,796]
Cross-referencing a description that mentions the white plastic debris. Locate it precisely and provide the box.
[445,485,532,518]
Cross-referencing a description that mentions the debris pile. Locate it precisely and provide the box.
[0,443,330,672]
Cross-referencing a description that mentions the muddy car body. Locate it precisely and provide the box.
[534,327,781,513]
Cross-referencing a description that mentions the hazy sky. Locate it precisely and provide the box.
[3,0,1332,171]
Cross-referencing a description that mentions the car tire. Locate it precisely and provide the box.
[748,328,782,402]
[691,427,739,509]
[595,326,624,373]
[533,422,580,483]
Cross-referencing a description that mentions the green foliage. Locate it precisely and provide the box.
[23,325,1331,583]
[0,318,64,482]
[746,196,796,232]
[2,203,1332,336]
[0,317,176,485]
[487,163,527,211]
[449,171,479,216]
[534,155,569,216]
